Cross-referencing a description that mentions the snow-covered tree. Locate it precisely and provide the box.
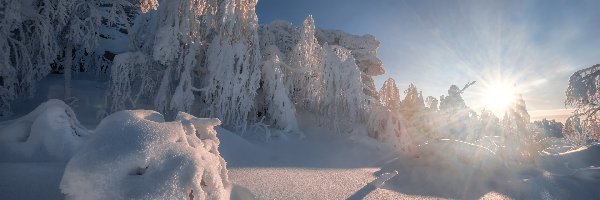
[401,83,425,119]
[201,0,262,131]
[533,119,564,138]
[425,96,439,111]
[563,116,589,145]
[321,44,365,132]
[105,0,222,117]
[500,94,537,159]
[501,94,531,139]
[58,0,137,99]
[437,82,476,139]
[104,52,158,114]
[0,0,62,115]
[257,46,299,133]
[367,105,414,154]
[150,0,219,115]
[379,78,401,110]
[439,83,472,111]
[565,64,600,143]
[285,15,324,110]
[479,109,501,136]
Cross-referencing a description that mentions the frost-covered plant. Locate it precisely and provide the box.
[367,105,414,154]
[565,64,600,144]
[285,15,324,110]
[401,83,425,119]
[425,96,439,111]
[0,0,61,115]
[257,46,299,133]
[104,52,158,114]
[379,78,401,111]
[150,0,218,114]
[321,44,366,132]
[201,0,261,131]
[105,0,219,116]
[58,0,137,99]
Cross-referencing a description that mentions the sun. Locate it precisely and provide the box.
[481,83,517,115]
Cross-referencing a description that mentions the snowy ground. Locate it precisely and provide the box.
[2,76,600,200]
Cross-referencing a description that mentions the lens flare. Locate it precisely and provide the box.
[482,83,517,115]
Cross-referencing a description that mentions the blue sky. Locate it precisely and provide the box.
[256,0,600,111]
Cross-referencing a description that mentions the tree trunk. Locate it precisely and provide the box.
[64,43,72,100]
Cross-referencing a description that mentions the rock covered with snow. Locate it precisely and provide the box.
[60,110,230,200]
[259,19,384,100]
[0,99,89,161]
[316,29,384,77]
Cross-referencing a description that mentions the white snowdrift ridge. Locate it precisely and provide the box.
[0,99,88,161]
[60,110,230,200]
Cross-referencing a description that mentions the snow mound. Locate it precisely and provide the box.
[60,110,230,200]
[0,99,88,161]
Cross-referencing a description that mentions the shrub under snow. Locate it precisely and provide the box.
[0,99,89,161]
[60,110,230,200]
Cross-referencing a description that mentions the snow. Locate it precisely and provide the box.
[0,99,88,161]
[2,1,600,199]
[60,110,230,200]
[369,170,398,188]
[0,162,66,200]
[1,91,600,199]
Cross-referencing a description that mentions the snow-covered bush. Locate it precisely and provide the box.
[61,110,230,200]
[0,99,88,161]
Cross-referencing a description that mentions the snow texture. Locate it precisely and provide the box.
[369,170,398,188]
[0,99,88,161]
[60,110,230,200]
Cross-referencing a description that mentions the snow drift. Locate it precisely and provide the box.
[0,99,89,161]
[60,110,230,200]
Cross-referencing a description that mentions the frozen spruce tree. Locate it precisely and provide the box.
[257,46,299,133]
[379,78,402,111]
[285,15,324,110]
[201,0,261,131]
[321,44,365,132]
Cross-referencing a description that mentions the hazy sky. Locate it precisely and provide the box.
[256,0,600,112]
